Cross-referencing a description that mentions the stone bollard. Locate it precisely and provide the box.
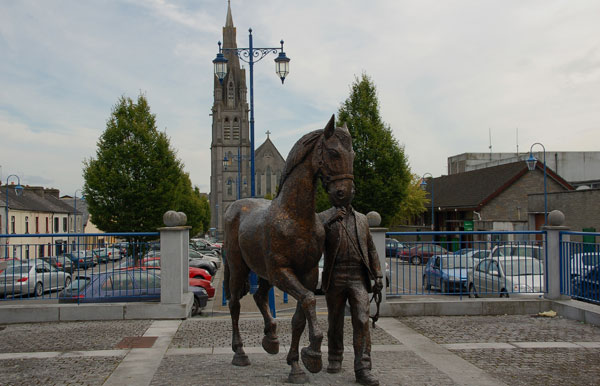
[543,210,570,300]
[367,211,388,314]
[159,211,190,304]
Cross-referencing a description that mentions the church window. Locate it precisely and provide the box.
[227,81,235,107]
[257,174,262,196]
[224,117,231,140]
[227,178,233,196]
[266,166,272,195]
[233,117,240,140]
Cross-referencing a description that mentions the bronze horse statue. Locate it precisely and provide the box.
[223,115,355,383]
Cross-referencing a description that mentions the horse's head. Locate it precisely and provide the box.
[317,115,355,208]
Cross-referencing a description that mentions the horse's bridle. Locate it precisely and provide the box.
[317,136,354,189]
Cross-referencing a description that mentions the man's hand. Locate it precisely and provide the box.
[327,207,347,225]
[373,277,384,293]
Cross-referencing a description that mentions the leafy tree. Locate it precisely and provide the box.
[390,174,428,226]
[337,73,411,226]
[83,94,208,247]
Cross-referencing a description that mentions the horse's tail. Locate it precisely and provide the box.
[223,247,231,301]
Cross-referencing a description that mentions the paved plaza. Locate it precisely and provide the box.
[1,311,600,385]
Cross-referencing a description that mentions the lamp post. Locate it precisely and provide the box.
[213,29,290,197]
[4,175,24,258]
[420,173,434,231]
[223,147,250,200]
[525,143,547,226]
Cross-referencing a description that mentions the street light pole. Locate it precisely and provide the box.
[525,143,547,226]
[420,173,434,231]
[214,30,290,197]
[4,175,24,258]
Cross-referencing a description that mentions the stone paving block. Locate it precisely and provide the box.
[0,356,122,386]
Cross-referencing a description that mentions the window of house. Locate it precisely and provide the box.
[11,216,15,234]
[63,218,67,232]
[38,245,44,258]
[25,245,29,259]
[25,216,29,234]
[54,218,59,233]
[46,217,49,233]
[35,217,39,233]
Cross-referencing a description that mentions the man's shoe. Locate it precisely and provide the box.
[355,369,379,386]
[327,360,342,374]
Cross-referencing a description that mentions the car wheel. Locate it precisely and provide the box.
[34,282,44,297]
[468,284,478,298]
[64,277,71,289]
[423,275,431,290]
[192,297,200,316]
[500,290,509,298]
[411,256,421,265]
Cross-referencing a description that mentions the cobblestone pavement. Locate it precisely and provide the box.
[1,313,600,385]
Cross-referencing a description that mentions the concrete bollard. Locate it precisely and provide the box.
[159,211,190,304]
[543,210,570,300]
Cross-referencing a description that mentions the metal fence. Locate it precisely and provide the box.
[560,231,600,304]
[385,231,546,298]
[0,232,160,303]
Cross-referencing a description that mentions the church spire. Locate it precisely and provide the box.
[225,0,233,28]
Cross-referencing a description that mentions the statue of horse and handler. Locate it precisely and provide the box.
[223,115,355,383]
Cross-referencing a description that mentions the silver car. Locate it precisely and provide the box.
[468,257,543,298]
[0,260,72,297]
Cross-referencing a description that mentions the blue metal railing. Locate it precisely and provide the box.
[1,232,163,303]
[560,231,600,304]
[385,231,546,298]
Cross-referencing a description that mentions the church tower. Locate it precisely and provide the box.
[210,2,251,238]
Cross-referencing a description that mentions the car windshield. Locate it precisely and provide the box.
[500,259,543,276]
[440,256,470,269]
[65,278,91,292]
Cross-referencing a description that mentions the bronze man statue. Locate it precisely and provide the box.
[318,179,383,386]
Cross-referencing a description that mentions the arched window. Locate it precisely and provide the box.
[227,178,233,196]
[224,117,231,140]
[25,216,29,234]
[266,166,272,195]
[227,80,235,107]
[233,117,240,140]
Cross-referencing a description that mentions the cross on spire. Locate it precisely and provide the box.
[266,130,271,139]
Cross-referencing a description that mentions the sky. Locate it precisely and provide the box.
[1,0,600,195]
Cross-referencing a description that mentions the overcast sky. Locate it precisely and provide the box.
[1,0,599,195]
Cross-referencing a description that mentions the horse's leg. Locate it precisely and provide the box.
[273,266,323,374]
[253,277,279,354]
[227,243,251,366]
[287,301,308,384]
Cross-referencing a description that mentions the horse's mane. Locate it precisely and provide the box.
[275,129,323,198]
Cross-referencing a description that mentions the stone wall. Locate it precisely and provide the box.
[529,188,600,232]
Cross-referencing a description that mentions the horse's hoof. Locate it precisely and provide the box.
[300,347,322,374]
[262,335,280,355]
[232,353,251,367]
[288,363,309,384]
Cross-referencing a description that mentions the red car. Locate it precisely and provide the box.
[189,277,215,298]
[141,257,212,281]
[397,244,451,265]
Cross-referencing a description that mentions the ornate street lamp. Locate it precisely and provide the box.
[4,174,24,258]
[213,28,290,197]
[420,173,434,231]
[525,143,547,225]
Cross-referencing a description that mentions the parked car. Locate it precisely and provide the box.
[189,250,221,268]
[58,270,208,315]
[465,249,491,260]
[92,247,122,263]
[569,252,599,279]
[190,238,221,253]
[571,266,600,303]
[385,238,405,258]
[489,244,544,260]
[140,257,212,281]
[0,260,71,297]
[468,257,543,298]
[423,255,470,293]
[40,256,75,274]
[64,251,97,269]
[398,244,451,265]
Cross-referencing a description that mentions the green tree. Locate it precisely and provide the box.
[390,174,428,226]
[337,73,411,226]
[83,94,208,244]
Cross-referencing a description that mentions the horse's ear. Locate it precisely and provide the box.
[324,114,335,139]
